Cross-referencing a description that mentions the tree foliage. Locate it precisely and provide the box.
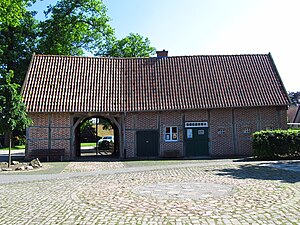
[98,33,156,57]
[0,0,38,85]
[0,0,31,28]
[0,10,38,84]
[1,0,156,84]
[0,71,31,134]
[288,91,300,106]
[37,0,115,55]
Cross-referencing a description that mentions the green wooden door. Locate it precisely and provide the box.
[137,130,159,157]
[185,126,209,157]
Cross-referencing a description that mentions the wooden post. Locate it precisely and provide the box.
[109,116,123,158]
[96,118,98,155]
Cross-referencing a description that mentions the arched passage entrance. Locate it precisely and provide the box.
[71,114,123,159]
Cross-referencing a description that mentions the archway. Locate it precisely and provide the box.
[72,115,121,158]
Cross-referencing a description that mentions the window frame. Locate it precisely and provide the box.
[243,127,251,134]
[217,128,225,135]
[164,126,179,142]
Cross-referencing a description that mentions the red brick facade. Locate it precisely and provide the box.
[27,106,287,160]
[27,113,71,159]
[23,54,290,160]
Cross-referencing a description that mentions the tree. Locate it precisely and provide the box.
[0,71,32,166]
[0,0,38,84]
[288,91,300,105]
[37,0,115,55]
[37,0,155,57]
[0,0,29,28]
[1,0,156,85]
[98,33,156,57]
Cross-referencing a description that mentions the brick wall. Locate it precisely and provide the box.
[210,108,234,156]
[234,108,258,156]
[135,112,158,129]
[209,106,288,156]
[49,113,71,158]
[278,107,288,129]
[27,113,49,157]
[51,113,70,127]
[30,113,49,127]
[27,113,71,160]
[259,107,278,130]
[124,112,159,157]
[27,106,287,160]
[125,111,184,157]
[259,107,287,130]
[185,110,208,121]
[28,140,48,151]
[125,130,135,158]
[29,127,48,139]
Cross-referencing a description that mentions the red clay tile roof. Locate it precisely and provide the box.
[22,53,290,112]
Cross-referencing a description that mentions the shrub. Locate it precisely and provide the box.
[252,129,300,159]
[14,136,26,146]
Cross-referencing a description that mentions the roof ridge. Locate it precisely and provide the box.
[33,53,271,60]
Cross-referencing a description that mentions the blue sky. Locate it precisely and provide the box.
[31,0,299,92]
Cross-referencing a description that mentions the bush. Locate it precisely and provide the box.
[14,135,26,146]
[252,129,300,159]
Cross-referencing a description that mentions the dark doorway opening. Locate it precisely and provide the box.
[74,116,119,158]
[136,130,159,157]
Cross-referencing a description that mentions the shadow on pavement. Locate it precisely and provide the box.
[0,155,25,162]
[214,164,300,184]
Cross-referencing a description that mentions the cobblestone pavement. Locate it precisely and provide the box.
[0,160,300,224]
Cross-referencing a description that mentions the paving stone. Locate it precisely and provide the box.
[0,160,300,224]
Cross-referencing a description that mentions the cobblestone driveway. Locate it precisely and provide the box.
[0,160,300,224]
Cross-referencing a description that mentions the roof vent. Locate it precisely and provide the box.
[156,49,168,58]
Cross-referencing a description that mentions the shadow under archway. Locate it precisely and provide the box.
[73,116,120,159]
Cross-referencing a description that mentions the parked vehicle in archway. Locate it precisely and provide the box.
[97,136,114,150]
[98,136,114,144]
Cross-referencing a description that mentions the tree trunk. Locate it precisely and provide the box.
[8,132,12,167]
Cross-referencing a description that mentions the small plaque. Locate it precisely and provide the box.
[198,130,204,135]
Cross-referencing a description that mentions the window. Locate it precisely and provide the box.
[217,128,225,135]
[243,128,251,134]
[165,126,178,141]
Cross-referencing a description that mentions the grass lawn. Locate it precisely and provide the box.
[0,145,25,150]
[80,142,97,147]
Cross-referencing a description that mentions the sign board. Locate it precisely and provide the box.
[185,122,208,128]
[198,129,205,135]
[187,129,193,139]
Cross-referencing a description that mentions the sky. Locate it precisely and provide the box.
[31,0,299,92]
